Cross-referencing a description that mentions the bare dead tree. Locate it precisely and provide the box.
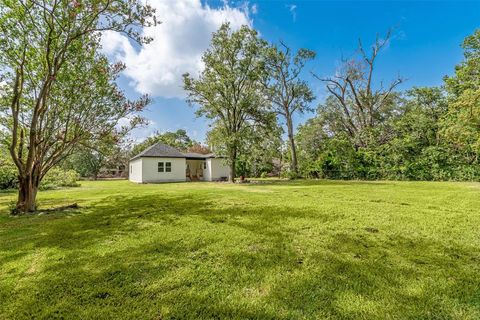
[313,31,404,148]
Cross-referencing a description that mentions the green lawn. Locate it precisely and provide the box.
[0,180,479,319]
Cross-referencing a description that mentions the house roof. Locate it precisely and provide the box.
[131,142,185,160]
[130,143,220,161]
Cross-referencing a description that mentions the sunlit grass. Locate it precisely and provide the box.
[0,180,479,319]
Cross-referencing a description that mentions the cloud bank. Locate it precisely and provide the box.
[101,0,253,99]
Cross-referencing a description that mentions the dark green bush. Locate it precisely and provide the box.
[0,165,80,191]
[0,164,18,190]
[40,168,80,190]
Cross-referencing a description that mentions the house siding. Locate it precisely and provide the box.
[141,157,186,183]
[204,159,211,181]
[129,158,143,183]
[129,154,227,183]
[208,158,229,181]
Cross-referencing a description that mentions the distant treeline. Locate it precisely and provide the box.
[294,31,480,181]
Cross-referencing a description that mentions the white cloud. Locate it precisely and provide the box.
[287,4,297,22]
[101,0,252,99]
[126,119,160,143]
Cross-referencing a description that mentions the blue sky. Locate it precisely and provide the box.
[106,0,480,143]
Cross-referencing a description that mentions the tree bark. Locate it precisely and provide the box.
[228,147,236,183]
[14,173,39,214]
[286,115,298,174]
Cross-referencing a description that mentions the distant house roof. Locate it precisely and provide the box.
[130,143,220,161]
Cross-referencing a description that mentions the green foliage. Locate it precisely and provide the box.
[233,123,282,178]
[184,23,274,181]
[1,146,80,190]
[0,149,17,190]
[40,168,80,190]
[445,29,480,96]
[0,163,17,190]
[296,29,480,181]
[131,129,195,157]
[296,85,480,181]
[264,43,316,173]
[62,149,105,178]
[442,29,480,166]
[0,0,155,213]
[0,163,80,191]
[280,169,301,180]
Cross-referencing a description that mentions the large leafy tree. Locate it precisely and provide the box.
[295,31,480,181]
[379,87,449,180]
[264,42,315,174]
[443,29,480,164]
[445,29,480,95]
[207,119,281,178]
[63,148,106,179]
[183,23,272,182]
[0,0,155,214]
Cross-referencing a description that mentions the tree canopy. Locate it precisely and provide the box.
[296,29,480,181]
[264,42,315,174]
[183,23,275,182]
[0,0,155,213]
[130,129,195,157]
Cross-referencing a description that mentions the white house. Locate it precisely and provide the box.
[129,142,229,183]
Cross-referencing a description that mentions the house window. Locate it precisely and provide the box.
[165,162,172,172]
[203,162,207,169]
[158,162,164,172]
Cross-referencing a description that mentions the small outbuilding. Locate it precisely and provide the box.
[129,142,229,183]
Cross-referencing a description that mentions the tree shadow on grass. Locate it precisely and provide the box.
[250,179,396,187]
[1,192,479,319]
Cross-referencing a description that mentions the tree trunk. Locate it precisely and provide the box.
[228,147,236,183]
[286,116,298,174]
[14,173,39,214]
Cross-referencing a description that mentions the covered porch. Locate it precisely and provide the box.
[186,159,206,181]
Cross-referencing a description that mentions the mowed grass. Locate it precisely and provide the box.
[0,180,479,319]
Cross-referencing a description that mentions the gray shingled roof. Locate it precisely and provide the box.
[130,142,185,160]
[130,143,220,160]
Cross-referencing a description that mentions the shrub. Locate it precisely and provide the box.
[40,168,80,190]
[0,164,18,190]
[1,165,80,191]
[280,169,301,180]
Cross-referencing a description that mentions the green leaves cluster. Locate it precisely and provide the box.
[0,0,156,212]
[297,30,480,181]
[183,23,278,181]
[183,23,316,180]
[130,129,196,157]
[264,42,316,174]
